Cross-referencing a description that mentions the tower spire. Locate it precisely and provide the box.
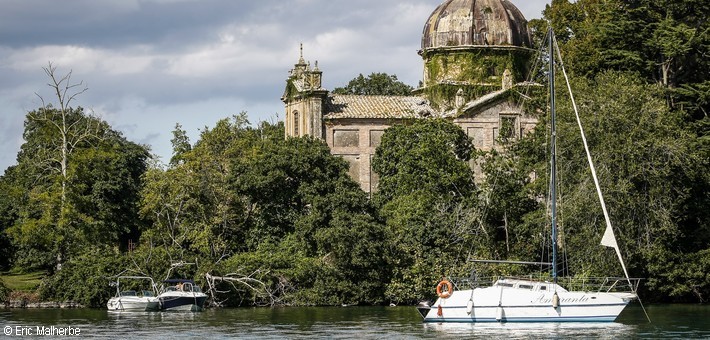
[298,43,306,65]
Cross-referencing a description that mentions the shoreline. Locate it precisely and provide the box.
[2,300,84,309]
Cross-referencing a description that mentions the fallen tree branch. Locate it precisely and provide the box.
[204,271,276,307]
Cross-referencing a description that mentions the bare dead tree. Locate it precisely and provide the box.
[28,62,102,269]
[29,62,101,202]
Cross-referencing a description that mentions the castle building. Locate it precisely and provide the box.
[282,0,538,193]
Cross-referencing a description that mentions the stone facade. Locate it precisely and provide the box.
[282,0,539,193]
[326,119,391,193]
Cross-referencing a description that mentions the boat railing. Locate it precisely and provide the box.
[449,276,497,290]
[449,275,642,293]
[556,276,642,293]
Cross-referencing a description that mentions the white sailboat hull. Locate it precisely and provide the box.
[422,281,635,323]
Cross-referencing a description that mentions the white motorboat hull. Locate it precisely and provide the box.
[422,285,635,322]
[106,296,159,312]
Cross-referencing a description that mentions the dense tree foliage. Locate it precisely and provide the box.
[371,119,482,303]
[0,172,20,270]
[332,73,414,96]
[561,73,709,301]
[523,0,710,302]
[500,70,710,301]
[530,0,710,122]
[229,133,389,305]
[39,246,124,307]
[477,150,541,261]
[1,106,149,272]
[135,114,391,306]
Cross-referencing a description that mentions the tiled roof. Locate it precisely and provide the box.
[324,95,436,119]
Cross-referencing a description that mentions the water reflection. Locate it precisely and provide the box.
[1,305,708,339]
[424,321,637,339]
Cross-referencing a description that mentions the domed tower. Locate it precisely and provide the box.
[419,0,533,111]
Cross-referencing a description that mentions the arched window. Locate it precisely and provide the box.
[293,111,299,136]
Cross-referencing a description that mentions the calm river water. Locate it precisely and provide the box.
[1,304,709,338]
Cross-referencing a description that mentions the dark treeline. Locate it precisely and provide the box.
[1,0,709,307]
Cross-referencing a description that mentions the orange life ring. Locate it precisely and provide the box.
[436,280,454,299]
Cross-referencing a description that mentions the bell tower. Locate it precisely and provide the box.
[282,44,328,139]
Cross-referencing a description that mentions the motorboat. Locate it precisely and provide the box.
[106,276,159,311]
[157,279,208,311]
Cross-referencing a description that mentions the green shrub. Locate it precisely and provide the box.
[0,278,10,303]
[39,247,125,307]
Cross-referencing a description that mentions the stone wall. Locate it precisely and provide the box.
[325,99,537,193]
[326,119,392,194]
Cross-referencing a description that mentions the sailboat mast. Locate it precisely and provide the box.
[549,26,558,285]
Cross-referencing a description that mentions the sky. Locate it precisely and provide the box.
[0,0,550,173]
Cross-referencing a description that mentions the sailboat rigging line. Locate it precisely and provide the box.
[551,34,633,287]
[637,294,653,323]
[513,41,544,109]
[469,157,501,259]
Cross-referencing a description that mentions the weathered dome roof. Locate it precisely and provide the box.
[422,0,531,50]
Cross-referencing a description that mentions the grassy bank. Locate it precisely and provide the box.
[0,271,44,291]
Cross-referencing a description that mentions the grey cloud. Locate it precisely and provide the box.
[0,0,549,173]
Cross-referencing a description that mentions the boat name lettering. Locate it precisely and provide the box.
[535,294,590,304]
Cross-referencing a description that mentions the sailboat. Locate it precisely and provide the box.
[417,27,640,323]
